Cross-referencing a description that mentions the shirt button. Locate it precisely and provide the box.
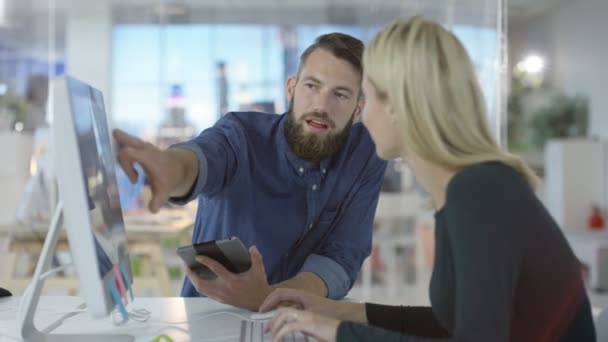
[299,167,304,173]
[312,184,317,191]
[322,169,327,174]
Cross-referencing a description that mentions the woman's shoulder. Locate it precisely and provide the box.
[448,161,527,194]
[444,161,535,216]
[438,162,539,243]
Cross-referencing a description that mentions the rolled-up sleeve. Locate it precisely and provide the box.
[300,253,351,299]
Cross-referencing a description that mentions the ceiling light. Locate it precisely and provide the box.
[516,55,545,75]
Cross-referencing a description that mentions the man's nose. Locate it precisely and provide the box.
[311,91,332,115]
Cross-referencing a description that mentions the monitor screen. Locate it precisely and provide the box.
[67,78,129,280]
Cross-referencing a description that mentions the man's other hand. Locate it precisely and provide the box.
[185,245,273,311]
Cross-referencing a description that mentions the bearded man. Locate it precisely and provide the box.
[114,33,386,311]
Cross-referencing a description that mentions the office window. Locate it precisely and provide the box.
[112,23,497,143]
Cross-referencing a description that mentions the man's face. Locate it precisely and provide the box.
[285,48,363,162]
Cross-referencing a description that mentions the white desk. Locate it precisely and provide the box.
[0,296,306,342]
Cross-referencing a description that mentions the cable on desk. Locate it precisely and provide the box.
[112,307,152,325]
[149,310,266,325]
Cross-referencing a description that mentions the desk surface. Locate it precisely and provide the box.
[0,296,298,342]
[0,295,604,341]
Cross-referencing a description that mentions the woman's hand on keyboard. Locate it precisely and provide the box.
[265,307,339,342]
[259,288,366,322]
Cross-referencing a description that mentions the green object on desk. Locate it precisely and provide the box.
[150,333,174,342]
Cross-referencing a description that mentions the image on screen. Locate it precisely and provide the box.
[67,78,128,278]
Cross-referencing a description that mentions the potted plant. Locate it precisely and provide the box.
[530,94,589,150]
[0,90,28,131]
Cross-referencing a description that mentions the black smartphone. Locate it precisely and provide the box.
[176,237,252,279]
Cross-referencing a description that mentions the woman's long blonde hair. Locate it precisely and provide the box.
[363,16,539,189]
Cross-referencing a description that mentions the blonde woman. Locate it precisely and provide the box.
[260,16,596,342]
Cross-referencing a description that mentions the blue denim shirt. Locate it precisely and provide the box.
[173,112,386,299]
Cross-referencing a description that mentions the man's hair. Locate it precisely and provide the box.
[298,33,364,77]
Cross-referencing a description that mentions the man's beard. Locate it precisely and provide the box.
[284,98,355,163]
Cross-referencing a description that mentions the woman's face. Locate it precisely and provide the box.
[361,76,405,160]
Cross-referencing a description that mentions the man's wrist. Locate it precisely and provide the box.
[167,148,198,197]
[273,272,328,297]
[337,302,367,323]
[254,285,276,311]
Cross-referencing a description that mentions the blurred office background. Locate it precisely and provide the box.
[1,0,607,316]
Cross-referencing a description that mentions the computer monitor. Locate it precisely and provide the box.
[18,76,134,341]
[55,75,133,315]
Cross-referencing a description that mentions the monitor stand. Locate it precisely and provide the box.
[16,202,134,342]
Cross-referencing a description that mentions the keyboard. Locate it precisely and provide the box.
[239,319,310,341]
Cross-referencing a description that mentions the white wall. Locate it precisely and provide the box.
[544,139,608,230]
[511,0,608,138]
[551,0,608,139]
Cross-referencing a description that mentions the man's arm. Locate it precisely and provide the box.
[114,113,241,211]
[267,154,385,301]
[298,156,387,299]
[273,272,328,297]
[170,114,242,204]
[260,154,385,303]
[260,288,368,323]
[185,255,333,311]
[113,129,201,212]
[166,148,200,198]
